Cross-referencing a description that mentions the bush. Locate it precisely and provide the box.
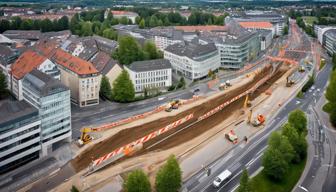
[124,170,151,192]
[262,147,288,181]
[168,84,176,91]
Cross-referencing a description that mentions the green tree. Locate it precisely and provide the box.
[120,16,129,25]
[20,19,33,30]
[70,185,79,192]
[325,70,336,103]
[40,18,53,32]
[143,41,159,60]
[149,15,158,27]
[58,16,69,30]
[139,19,145,29]
[0,71,8,100]
[102,29,118,40]
[262,147,288,181]
[269,131,295,163]
[0,19,11,33]
[332,53,336,68]
[116,36,144,65]
[70,13,81,34]
[237,169,252,192]
[106,11,113,22]
[177,77,186,89]
[282,123,302,163]
[288,109,307,134]
[11,16,22,30]
[124,170,151,192]
[100,75,113,100]
[80,21,93,36]
[112,70,135,102]
[155,155,182,192]
[283,25,289,35]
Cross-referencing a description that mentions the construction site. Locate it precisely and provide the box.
[22,19,317,192]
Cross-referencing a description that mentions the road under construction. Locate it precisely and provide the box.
[71,62,291,173]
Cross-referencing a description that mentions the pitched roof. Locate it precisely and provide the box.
[11,50,47,79]
[239,21,273,29]
[174,25,226,32]
[51,48,98,75]
[111,10,138,16]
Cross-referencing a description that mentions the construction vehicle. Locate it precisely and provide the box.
[298,66,305,73]
[165,100,180,112]
[286,76,295,87]
[248,109,265,127]
[219,83,226,90]
[225,80,231,87]
[241,94,251,114]
[78,127,97,145]
[225,130,238,144]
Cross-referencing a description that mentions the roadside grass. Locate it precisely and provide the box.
[323,102,334,114]
[249,157,307,192]
[297,90,304,99]
[302,16,318,26]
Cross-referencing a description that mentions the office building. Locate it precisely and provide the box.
[22,69,71,156]
[125,59,172,92]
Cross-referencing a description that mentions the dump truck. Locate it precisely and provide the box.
[225,130,238,144]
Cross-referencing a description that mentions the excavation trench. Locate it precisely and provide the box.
[71,64,288,172]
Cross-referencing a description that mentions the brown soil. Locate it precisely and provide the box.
[71,64,287,172]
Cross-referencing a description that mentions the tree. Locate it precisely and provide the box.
[268,131,282,148]
[143,41,159,60]
[177,77,186,89]
[262,147,288,181]
[70,185,79,192]
[40,18,53,32]
[288,109,307,134]
[124,170,151,192]
[325,70,336,103]
[112,70,135,102]
[100,75,113,100]
[282,123,302,163]
[269,131,295,163]
[332,53,336,68]
[80,21,93,36]
[139,18,145,29]
[0,71,8,100]
[283,25,289,35]
[58,16,69,30]
[116,36,144,65]
[237,169,252,192]
[11,16,22,30]
[0,19,10,33]
[20,19,33,30]
[155,155,182,192]
[120,16,129,25]
[102,28,118,40]
[70,13,81,34]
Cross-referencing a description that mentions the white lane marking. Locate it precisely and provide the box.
[299,185,309,192]
[230,185,239,192]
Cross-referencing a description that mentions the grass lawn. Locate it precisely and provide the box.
[302,16,318,26]
[249,157,307,192]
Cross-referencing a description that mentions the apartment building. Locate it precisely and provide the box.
[324,29,336,56]
[233,11,286,36]
[164,42,220,80]
[125,59,172,93]
[22,69,71,156]
[107,9,139,23]
[239,21,275,37]
[51,48,101,107]
[152,28,184,50]
[0,100,41,174]
[10,50,60,100]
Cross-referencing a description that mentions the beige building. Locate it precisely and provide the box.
[51,49,101,107]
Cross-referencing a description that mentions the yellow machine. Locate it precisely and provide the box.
[243,94,252,108]
[79,127,96,145]
[248,109,265,126]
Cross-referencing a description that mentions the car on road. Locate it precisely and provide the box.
[213,169,232,188]
[158,97,166,101]
[193,88,200,93]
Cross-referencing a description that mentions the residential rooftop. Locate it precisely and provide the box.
[11,50,47,79]
[174,25,226,32]
[239,21,273,29]
[127,59,172,72]
[3,30,42,40]
[51,48,98,75]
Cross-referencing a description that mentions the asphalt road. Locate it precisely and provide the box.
[182,60,333,192]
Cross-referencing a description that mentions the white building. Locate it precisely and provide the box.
[125,59,172,93]
[22,69,71,156]
[314,25,336,45]
[109,10,139,23]
[164,42,220,80]
[10,50,60,101]
[324,29,336,56]
[0,100,41,174]
[152,28,184,50]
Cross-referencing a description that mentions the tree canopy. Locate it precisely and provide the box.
[124,170,151,192]
[112,70,135,102]
[288,109,307,134]
[155,155,182,192]
[262,147,288,181]
[238,169,252,192]
[100,75,113,100]
[0,71,8,100]
[115,36,144,65]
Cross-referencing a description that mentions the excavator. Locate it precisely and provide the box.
[78,127,98,145]
[248,109,265,127]
[165,100,180,112]
[241,94,252,114]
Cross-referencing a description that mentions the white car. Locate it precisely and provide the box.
[213,169,232,188]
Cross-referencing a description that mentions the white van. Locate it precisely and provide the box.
[213,169,232,188]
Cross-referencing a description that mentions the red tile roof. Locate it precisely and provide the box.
[111,10,137,16]
[11,50,47,79]
[239,22,273,29]
[52,49,98,75]
[174,25,227,32]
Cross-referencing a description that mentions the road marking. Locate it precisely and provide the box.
[230,185,239,192]
[299,185,309,192]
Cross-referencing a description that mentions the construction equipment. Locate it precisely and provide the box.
[165,100,180,112]
[298,66,305,73]
[78,127,98,145]
[286,76,295,87]
[219,83,226,90]
[248,109,265,127]
[243,94,252,108]
[225,80,232,87]
[225,130,238,144]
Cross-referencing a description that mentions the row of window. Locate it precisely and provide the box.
[0,133,40,153]
[0,142,40,162]
[136,82,167,91]
[135,76,168,84]
[135,70,169,78]
[0,125,40,144]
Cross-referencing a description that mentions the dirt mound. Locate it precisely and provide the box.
[71,64,285,172]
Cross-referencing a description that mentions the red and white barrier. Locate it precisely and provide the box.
[92,113,194,167]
